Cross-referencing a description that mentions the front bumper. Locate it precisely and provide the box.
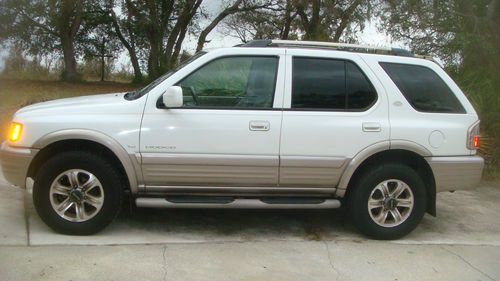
[426,156,484,192]
[0,142,38,188]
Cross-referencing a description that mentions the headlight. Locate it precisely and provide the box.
[8,122,23,142]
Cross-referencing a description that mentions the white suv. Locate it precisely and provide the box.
[0,40,484,239]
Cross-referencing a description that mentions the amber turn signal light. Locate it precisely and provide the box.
[473,135,480,149]
[8,122,23,142]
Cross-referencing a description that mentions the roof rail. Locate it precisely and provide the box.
[239,39,415,57]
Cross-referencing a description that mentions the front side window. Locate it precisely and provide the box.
[177,56,278,108]
[380,62,465,113]
[292,57,377,110]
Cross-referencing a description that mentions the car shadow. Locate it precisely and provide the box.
[114,202,359,241]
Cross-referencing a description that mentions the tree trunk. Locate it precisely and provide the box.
[109,9,143,83]
[332,0,363,42]
[129,52,142,83]
[60,33,79,82]
[100,38,106,82]
[281,0,294,39]
[163,0,203,71]
[196,0,244,52]
[59,0,83,82]
[148,37,162,79]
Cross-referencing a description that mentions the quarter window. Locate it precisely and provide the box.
[380,62,466,113]
[292,57,377,110]
[177,56,278,108]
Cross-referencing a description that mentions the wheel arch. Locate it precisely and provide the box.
[28,129,140,194]
[337,141,436,216]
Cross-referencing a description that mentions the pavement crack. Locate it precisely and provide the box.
[162,245,168,281]
[323,241,340,281]
[440,246,496,281]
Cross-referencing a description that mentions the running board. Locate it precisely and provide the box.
[135,197,341,209]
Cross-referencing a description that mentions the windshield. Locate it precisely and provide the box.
[125,51,206,100]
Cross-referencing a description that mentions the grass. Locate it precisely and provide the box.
[0,77,140,140]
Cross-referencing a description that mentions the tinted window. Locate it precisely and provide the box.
[292,58,346,109]
[178,56,278,108]
[380,62,465,113]
[292,58,377,110]
[346,62,377,109]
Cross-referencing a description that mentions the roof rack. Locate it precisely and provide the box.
[238,39,415,57]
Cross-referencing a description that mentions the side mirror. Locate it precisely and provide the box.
[162,86,183,108]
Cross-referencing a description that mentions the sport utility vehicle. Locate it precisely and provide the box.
[0,40,484,239]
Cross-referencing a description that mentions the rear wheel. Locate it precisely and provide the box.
[348,163,426,240]
[33,151,123,235]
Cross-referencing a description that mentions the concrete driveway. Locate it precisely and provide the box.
[1,170,499,281]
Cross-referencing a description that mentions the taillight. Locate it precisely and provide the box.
[467,122,480,150]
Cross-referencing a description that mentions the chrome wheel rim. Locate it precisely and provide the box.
[49,169,104,222]
[367,179,414,227]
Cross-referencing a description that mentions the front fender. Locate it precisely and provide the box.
[33,129,141,194]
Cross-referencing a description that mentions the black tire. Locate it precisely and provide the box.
[33,151,123,235]
[348,163,427,240]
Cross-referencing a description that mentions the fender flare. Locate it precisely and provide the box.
[32,129,140,194]
[335,140,432,197]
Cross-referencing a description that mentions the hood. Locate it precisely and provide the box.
[16,92,129,115]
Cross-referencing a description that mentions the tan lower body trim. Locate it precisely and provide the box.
[426,156,484,192]
[142,185,336,197]
[279,156,348,187]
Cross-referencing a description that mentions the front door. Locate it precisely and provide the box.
[140,52,285,188]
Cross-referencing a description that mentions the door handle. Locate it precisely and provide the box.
[249,120,270,131]
[362,122,381,132]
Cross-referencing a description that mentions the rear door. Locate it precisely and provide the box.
[279,49,390,188]
[140,50,286,188]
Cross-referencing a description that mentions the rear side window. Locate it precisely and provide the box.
[380,62,465,113]
[292,57,377,110]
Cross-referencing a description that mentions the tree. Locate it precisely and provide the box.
[0,0,85,81]
[195,0,272,52]
[117,0,203,80]
[222,0,372,43]
[81,23,121,81]
[107,2,144,83]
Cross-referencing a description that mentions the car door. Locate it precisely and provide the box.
[279,49,390,188]
[140,50,285,189]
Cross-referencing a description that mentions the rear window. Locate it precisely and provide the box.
[380,62,465,113]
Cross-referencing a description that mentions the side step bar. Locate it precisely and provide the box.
[135,197,341,209]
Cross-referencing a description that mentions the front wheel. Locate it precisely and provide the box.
[33,151,123,235]
[348,163,427,240]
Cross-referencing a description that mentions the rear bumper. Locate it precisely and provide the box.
[426,156,484,192]
[0,142,38,188]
